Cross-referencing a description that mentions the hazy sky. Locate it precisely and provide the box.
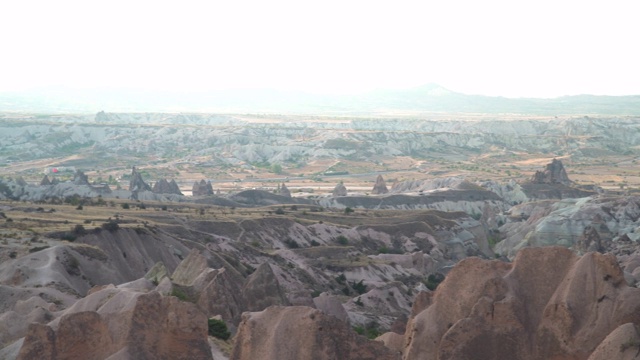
[2,0,638,98]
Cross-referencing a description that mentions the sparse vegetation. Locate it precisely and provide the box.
[353,322,382,339]
[425,273,445,291]
[101,221,119,232]
[171,288,191,302]
[208,318,231,340]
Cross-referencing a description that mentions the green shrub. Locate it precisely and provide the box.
[353,323,381,339]
[284,238,299,249]
[101,221,119,232]
[351,280,367,295]
[170,288,191,302]
[208,318,231,340]
[29,246,50,253]
[336,235,348,245]
[425,273,444,291]
[73,224,87,236]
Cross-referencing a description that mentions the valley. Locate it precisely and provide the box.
[1,111,640,359]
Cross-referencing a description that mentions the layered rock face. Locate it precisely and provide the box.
[403,246,640,360]
[128,166,151,192]
[372,175,389,194]
[530,158,571,185]
[192,179,214,196]
[152,178,183,195]
[231,306,401,360]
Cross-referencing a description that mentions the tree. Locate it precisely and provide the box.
[208,318,231,340]
[271,163,283,174]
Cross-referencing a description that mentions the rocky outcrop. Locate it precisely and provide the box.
[40,175,51,186]
[192,180,214,196]
[575,225,612,254]
[152,179,183,195]
[16,289,212,360]
[128,166,151,192]
[497,195,640,260]
[587,322,640,360]
[15,177,27,187]
[333,182,348,197]
[242,263,290,312]
[72,170,90,186]
[313,293,349,323]
[372,175,389,195]
[230,190,311,206]
[171,250,246,325]
[276,183,291,198]
[231,306,401,360]
[403,247,640,360]
[530,158,572,185]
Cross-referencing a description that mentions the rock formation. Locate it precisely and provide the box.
[231,306,401,360]
[372,175,389,194]
[72,170,90,185]
[192,179,214,196]
[16,289,212,360]
[171,250,246,325]
[242,263,290,312]
[276,183,291,198]
[15,176,27,187]
[40,175,51,186]
[128,166,151,192]
[333,182,348,197]
[530,158,571,185]
[152,178,183,195]
[403,246,640,360]
[575,225,612,254]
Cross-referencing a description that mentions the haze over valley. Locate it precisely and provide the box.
[3,0,640,359]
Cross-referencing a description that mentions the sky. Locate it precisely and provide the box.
[1,0,638,98]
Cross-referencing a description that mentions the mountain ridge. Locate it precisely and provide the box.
[1,84,639,115]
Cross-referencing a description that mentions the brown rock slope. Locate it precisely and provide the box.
[403,246,640,360]
[16,288,211,360]
[231,306,401,360]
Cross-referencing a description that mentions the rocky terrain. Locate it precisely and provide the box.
[2,114,640,177]
[2,111,640,358]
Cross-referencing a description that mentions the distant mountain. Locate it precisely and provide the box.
[1,84,639,115]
